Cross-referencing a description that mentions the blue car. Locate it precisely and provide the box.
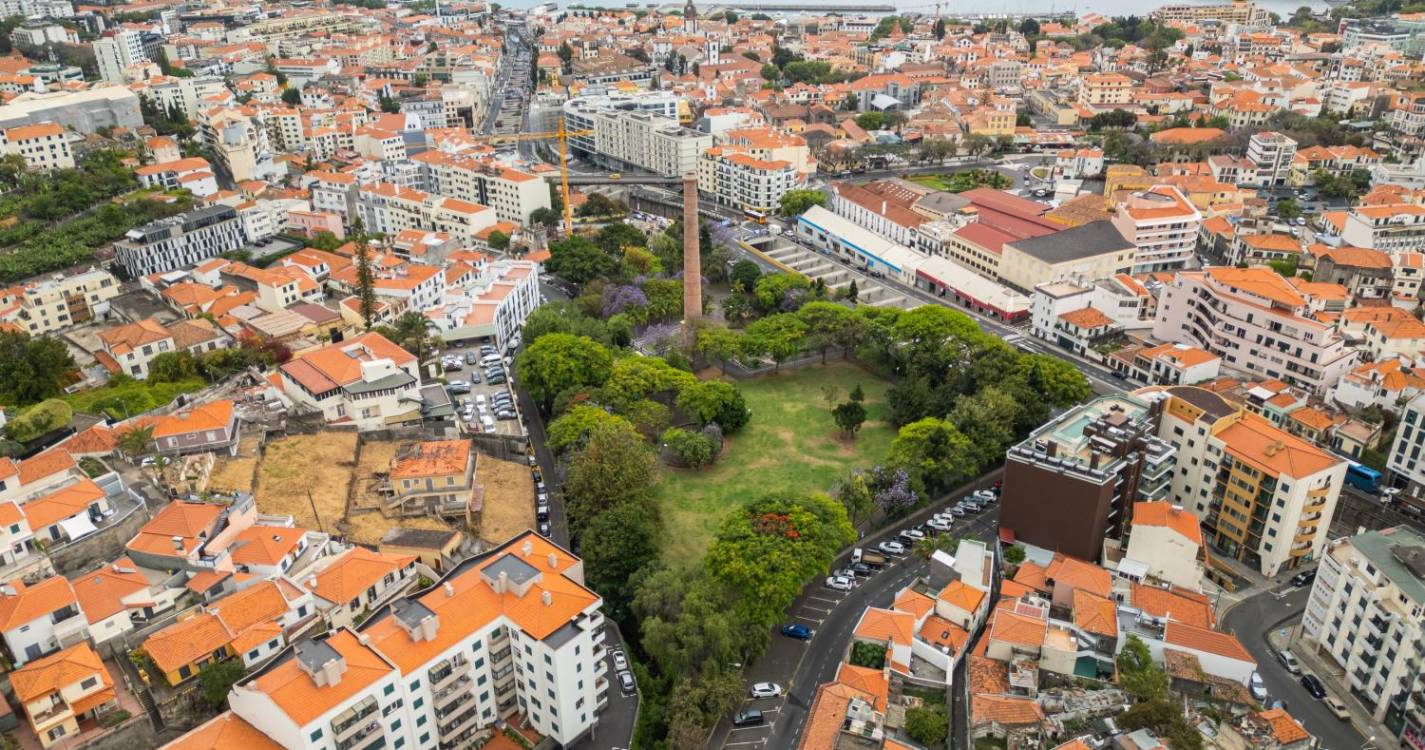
[780,623,812,640]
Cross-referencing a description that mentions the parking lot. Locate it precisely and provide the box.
[437,341,525,438]
[714,484,1003,750]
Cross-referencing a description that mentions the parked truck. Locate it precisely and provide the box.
[852,547,886,569]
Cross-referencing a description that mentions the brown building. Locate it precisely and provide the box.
[1000,394,1176,562]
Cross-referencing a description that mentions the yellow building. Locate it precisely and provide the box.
[11,642,118,748]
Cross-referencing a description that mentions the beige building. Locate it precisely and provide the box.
[13,269,119,334]
[11,642,118,748]
[1,122,73,171]
[1077,73,1134,109]
[998,220,1136,293]
[1124,501,1206,591]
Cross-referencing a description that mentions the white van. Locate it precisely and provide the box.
[1277,650,1301,675]
[481,415,496,431]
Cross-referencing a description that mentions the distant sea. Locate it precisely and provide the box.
[502,0,1330,18]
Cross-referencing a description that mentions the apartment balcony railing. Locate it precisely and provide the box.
[433,675,475,710]
[334,722,381,750]
[332,697,379,738]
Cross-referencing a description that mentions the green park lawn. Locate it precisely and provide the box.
[654,360,896,568]
[906,173,954,191]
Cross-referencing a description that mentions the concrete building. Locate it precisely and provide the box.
[411,152,550,225]
[1386,392,1425,496]
[113,205,247,278]
[1302,527,1425,729]
[275,332,424,432]
[0,87,141,134]
[1124,501,1207,591]
[95,317,228,379]
[1151,268,1358,395]
[1000,394,1177,563]
[428,260,541,351]
[93,30,146,83]
[1245,131,1297,187]
[563,97,712,177]
[1151,0,1269,23]
[1,123,72,171]
[11,642,117,748]
[161,531,611,750]
[14,268,119,334]
[1111,186,1203,274]
[1342,204,1425,253]
[998,220,1136,294]
[698,148,800,217]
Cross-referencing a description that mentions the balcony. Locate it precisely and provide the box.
[28,696,72,727]
[428,655,470,693]
[334,721,381,750]
[433,675,474,710]
[437,705,480,738]
[331,697,379,739]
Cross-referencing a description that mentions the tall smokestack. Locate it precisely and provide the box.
[682,172,701,328]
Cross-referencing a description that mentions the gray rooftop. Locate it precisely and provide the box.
[343,370,416,395]
[482,552,541,587]
[1006,220,1133,264]
[1351,526,1425,605]
[382,527,460,548]
[392,598,437,630]
[294,638,342,672]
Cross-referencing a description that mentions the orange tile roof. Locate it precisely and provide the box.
[1215,411,1339,479]
[279,332,415,394]
[938,580,986,613]
[1164,620,1253,662]
[796,681,878,750]
[1130,583,1214,629]
[969,653,1011,695]
[151,401,235,439]
[230,525,306,567]
[1257,708,1310,744]
[1046,554,1112,598]
[10,641,109,703]
[143,612,234,674]
[972,695,1045,726]
[919,614,971,653]
[892,588,936,620]
[1133,501,1203,545]
[1012,561,1049,593]
[0,576,78,631]
[989,609,1047,647]
[390,440,471,479]
[70,557,151,624]
[249,629,394,727]
[24,479,105,530]
[306,547,414,605]
[18,448,76,486]
[853,607,915,647]
[834,662,889,710]
[1205,267,1306,308]
[1058,306,1116,329]
[127,501,223,559]
[159,712,285,750]
[1072,589,1118,638]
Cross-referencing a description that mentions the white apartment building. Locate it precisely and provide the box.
[1342,203,1425,253]
[96,317,228,379]
[1302,527,1425,725]
[1387,392,1425,495]
[202,108,281,184]
[697,149,800,216]
[412,152,550,225]
[1146,386,1346,577]
[429,260,542,350]
[563,99,711,177]
[307,171,359,218]
[135,76,227,120]
[354,183,497,245]
[1152,267,1358,395]
[1030,278,1153,341]
[1,123,72,171]
[134,157,219,197]
[1245,131,1297,187]
[276,332,424,432]
[1111,185,1203,273]
[93,30,146,83]
[114,205,246,278]
[168,532,609,750]
[13,269,118,334]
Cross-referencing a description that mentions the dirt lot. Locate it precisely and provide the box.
[352,440,401,512]
[254,432,358,531]
[206,434,263,495]
[476,456,534,545]
[345,510,452,547]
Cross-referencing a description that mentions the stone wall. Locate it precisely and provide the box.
[49,499,151,576]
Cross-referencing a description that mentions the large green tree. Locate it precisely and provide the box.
[676,380,750,432]
[888,417,978,493]
[0,331,74,406]
[545,236,618,284]
[778,188,827,217]
[546,404,638,455]
[515,333,614,415]
[581,498,661,621]
[563,424,656,532]
[743,314,807,371]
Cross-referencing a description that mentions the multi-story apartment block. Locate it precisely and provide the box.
[1302,527,1425,729]
[411,151,550,225]
[563,98,712,177]
[0,122,72,171]
[1386,392,1425,496]
[1342,203,1425,253]
[1152,268,1358,395]
[429,260,542,350]
[1152,0,1269,23]
[697,148,800,217]
[1001,394,1177,562]
[1076,73,1134,110]
[165,532,609,750]
[1111,186,1203,273]
[93,30,146,83]
[114,205,246,278]
[134,157,219,197]
[1145,386,1346,577]
[13,269,118,334]
[1245,131,1297,187]
[354,183,497,245]
[275,332,423,431]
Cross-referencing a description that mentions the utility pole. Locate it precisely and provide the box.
[306,488,326,534]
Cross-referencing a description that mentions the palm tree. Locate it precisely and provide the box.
[117,425,154,460]
[380,311,439,362]
[913,534,958,561]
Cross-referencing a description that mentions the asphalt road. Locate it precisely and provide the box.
[708,476,1005,750]
[1222,586,1368,750]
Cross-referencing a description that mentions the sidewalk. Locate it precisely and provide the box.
[1268,624,1402,750]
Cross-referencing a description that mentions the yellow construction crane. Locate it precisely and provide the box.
[468,126,593,235]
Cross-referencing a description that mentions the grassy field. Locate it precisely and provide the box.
[654,361,895,568]
[906,173,955,191]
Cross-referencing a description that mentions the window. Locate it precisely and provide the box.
[310,729,324,742]
[419,733,430,745]
[416,715,427,727]
[413,698,423,710]
[385,684,395,696]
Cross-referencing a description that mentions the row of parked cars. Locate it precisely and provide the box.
[1273,649,1353,721]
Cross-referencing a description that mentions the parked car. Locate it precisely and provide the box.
[618,671,636,693]
[878,540,906,556]
[537,520,550,537]
[927,519,953,532]
[1300,674,1326,699]
[900,528,926,541]
[732,709,764,727]
[465,352,479,365]
[536,504,549,521]
[1290,570,1316,588]
[949,506,969,517]
[1277,650,1302,675]
[612,650,628,670]
[973,489,996,502]
[825,575,853,591]
[832,568,856,580]
[447,381,470,394]
[850,562,873,576]
[780,623,813,640]
[1323,697,1350,720]
[749,682,782,698]
[1249,672,1267,702]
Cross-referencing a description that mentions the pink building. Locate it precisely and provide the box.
[286,209,345,239]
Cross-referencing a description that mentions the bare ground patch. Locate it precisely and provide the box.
[475,456,534,545]
[253,432,358,532]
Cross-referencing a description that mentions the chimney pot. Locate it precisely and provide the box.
[541,590,552,606]
[442,581,454,597]
[547,552,557,568]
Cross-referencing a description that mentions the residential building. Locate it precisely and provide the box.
[1152,1,1269,24]
[0,576,87,665]
[93,30,146,83]
[1302,527,1425,728]
[163,532,609,750]
[428,260,541,350]
[1000,394,1177,562]
[1,123,72,171]
[1152,268,1358,395]
[13,268,118,334]
[1116,342,1222,386]
[564,97,712,176]
[95,317,229,379]
[11,642,117,747]
[113,205,247,278]
[1124,501,1206,591]
[145,400,241,456]
[135,157,219,198]
[1111,186,1203,274]
[411,152,550,225]
[0,87,142,134]
[354,183,497,245]
[829,180,928,248]
[302,546,418,630]
[1245,132,1297,187]
[70,556,179,646]
[1077,73,1134,110]
[698,148,800,217]
[381,440,477,520]
[275,332,423,431]
[1342,204,1425,253]
[143,579,316,685]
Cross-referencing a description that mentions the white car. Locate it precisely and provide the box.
[749,682,783,698]
[612,651,628,670]
[826,576,853,591]
[878,540,906,556]
[973,489,995,501]
[900,528,926,541]
[927,519,953,532]
[1249,672,1267,702]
